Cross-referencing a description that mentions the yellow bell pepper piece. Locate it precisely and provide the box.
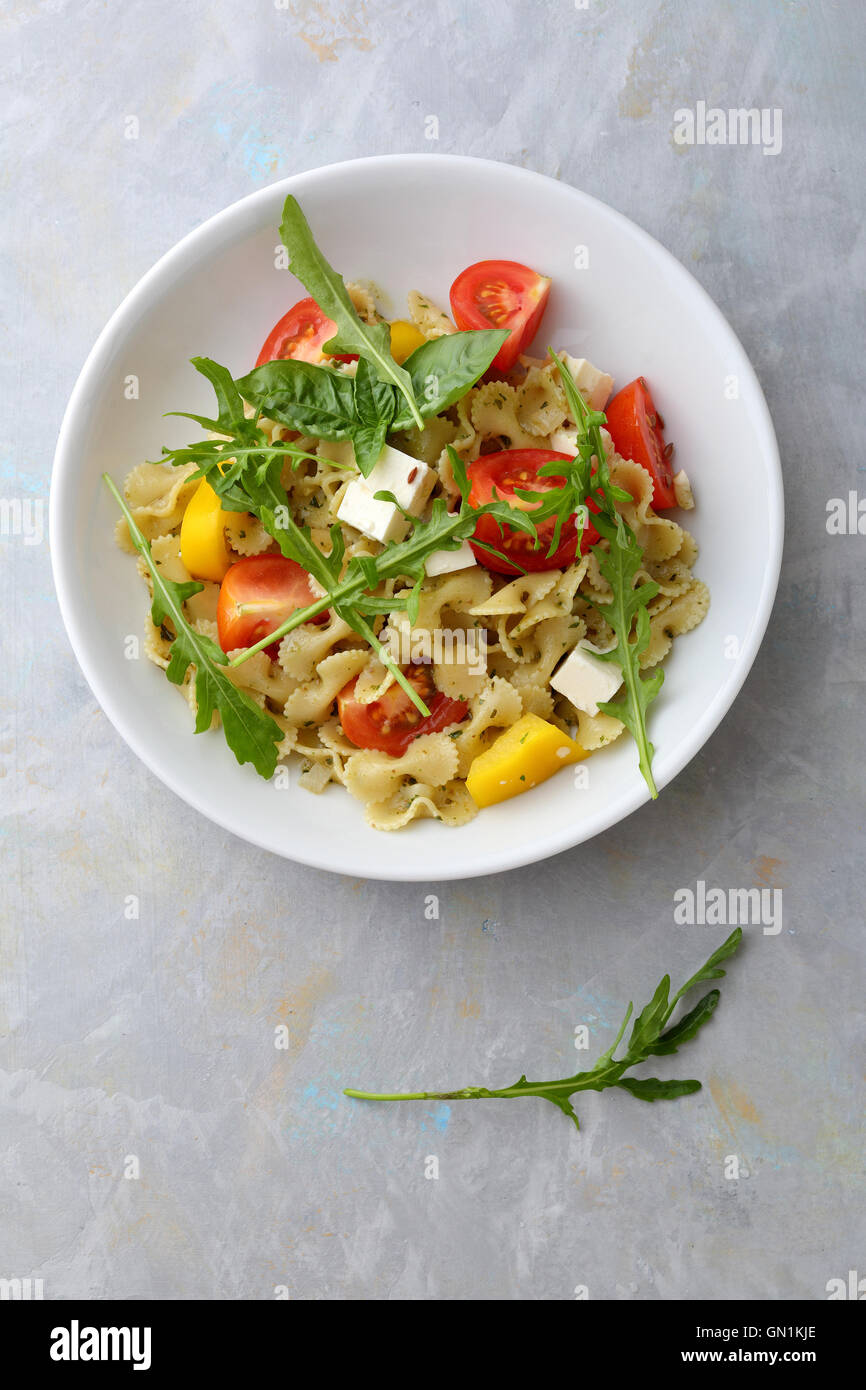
[466,713,588,808]
[180,478,232,581]
[389,319,427,365]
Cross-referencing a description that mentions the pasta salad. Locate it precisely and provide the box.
[107,196,708,831]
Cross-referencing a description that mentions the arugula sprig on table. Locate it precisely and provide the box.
[104,474,284,778]
[345,928,742,1131]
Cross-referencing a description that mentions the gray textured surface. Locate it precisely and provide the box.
[2,0,864,1301]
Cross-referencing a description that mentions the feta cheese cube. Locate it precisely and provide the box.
[561,355,614,412]
[337,479,406,544]
[550,640,623,717]
[548,425,579,455]
[365,444,436,514]
[425,541,477,577]
[336,444,436,545]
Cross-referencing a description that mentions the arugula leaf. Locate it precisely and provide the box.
[344,928,743,1133]
[540,350,663,799]
[235,358,359,439]
[617,1077,702,1101]
[179,356,255,437]
[103,474,283,779]
[279,195,424,430]
[590,509,664,798]
[649,990,720,1056]
[669,925,743,1006]
[390,329,509,430]
[351,358,396,475]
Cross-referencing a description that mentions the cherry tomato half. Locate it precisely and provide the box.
[337,664,468,757]
[466,448,600,576]
[450,260,552,373]
[255,297,356,367]
[217,555,327,655]
[604,377,676,509]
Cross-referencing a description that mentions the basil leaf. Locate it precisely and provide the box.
[235,359,358,439]
[279,195,424,429]
[390,329,509,430]
[351,359,396,476]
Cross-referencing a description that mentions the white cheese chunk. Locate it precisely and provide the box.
[673,468,694,510]
[561,355,614,412]
[336,444,436,545]
[550,640,623,717]
[337,479,406,543]
[550,423,617,459]
[424,541,477,577]
[548,425,579,454]
[365,445,436,513]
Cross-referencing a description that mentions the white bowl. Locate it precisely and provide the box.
[51,155,783,881]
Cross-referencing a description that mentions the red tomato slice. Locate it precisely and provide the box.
[604,377,676,509]
[255,296,356,367]
[217,555,327,655]
[337,665,469,757]
[450,260,552,373]
[467,448,600,576]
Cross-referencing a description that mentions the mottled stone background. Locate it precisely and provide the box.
[2,0,863,1300]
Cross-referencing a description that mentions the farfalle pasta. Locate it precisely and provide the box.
[109,194,709,830]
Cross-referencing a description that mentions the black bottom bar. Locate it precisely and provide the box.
[7,1297,859,1374]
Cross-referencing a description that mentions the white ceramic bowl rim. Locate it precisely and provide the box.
[51,154,784,881]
